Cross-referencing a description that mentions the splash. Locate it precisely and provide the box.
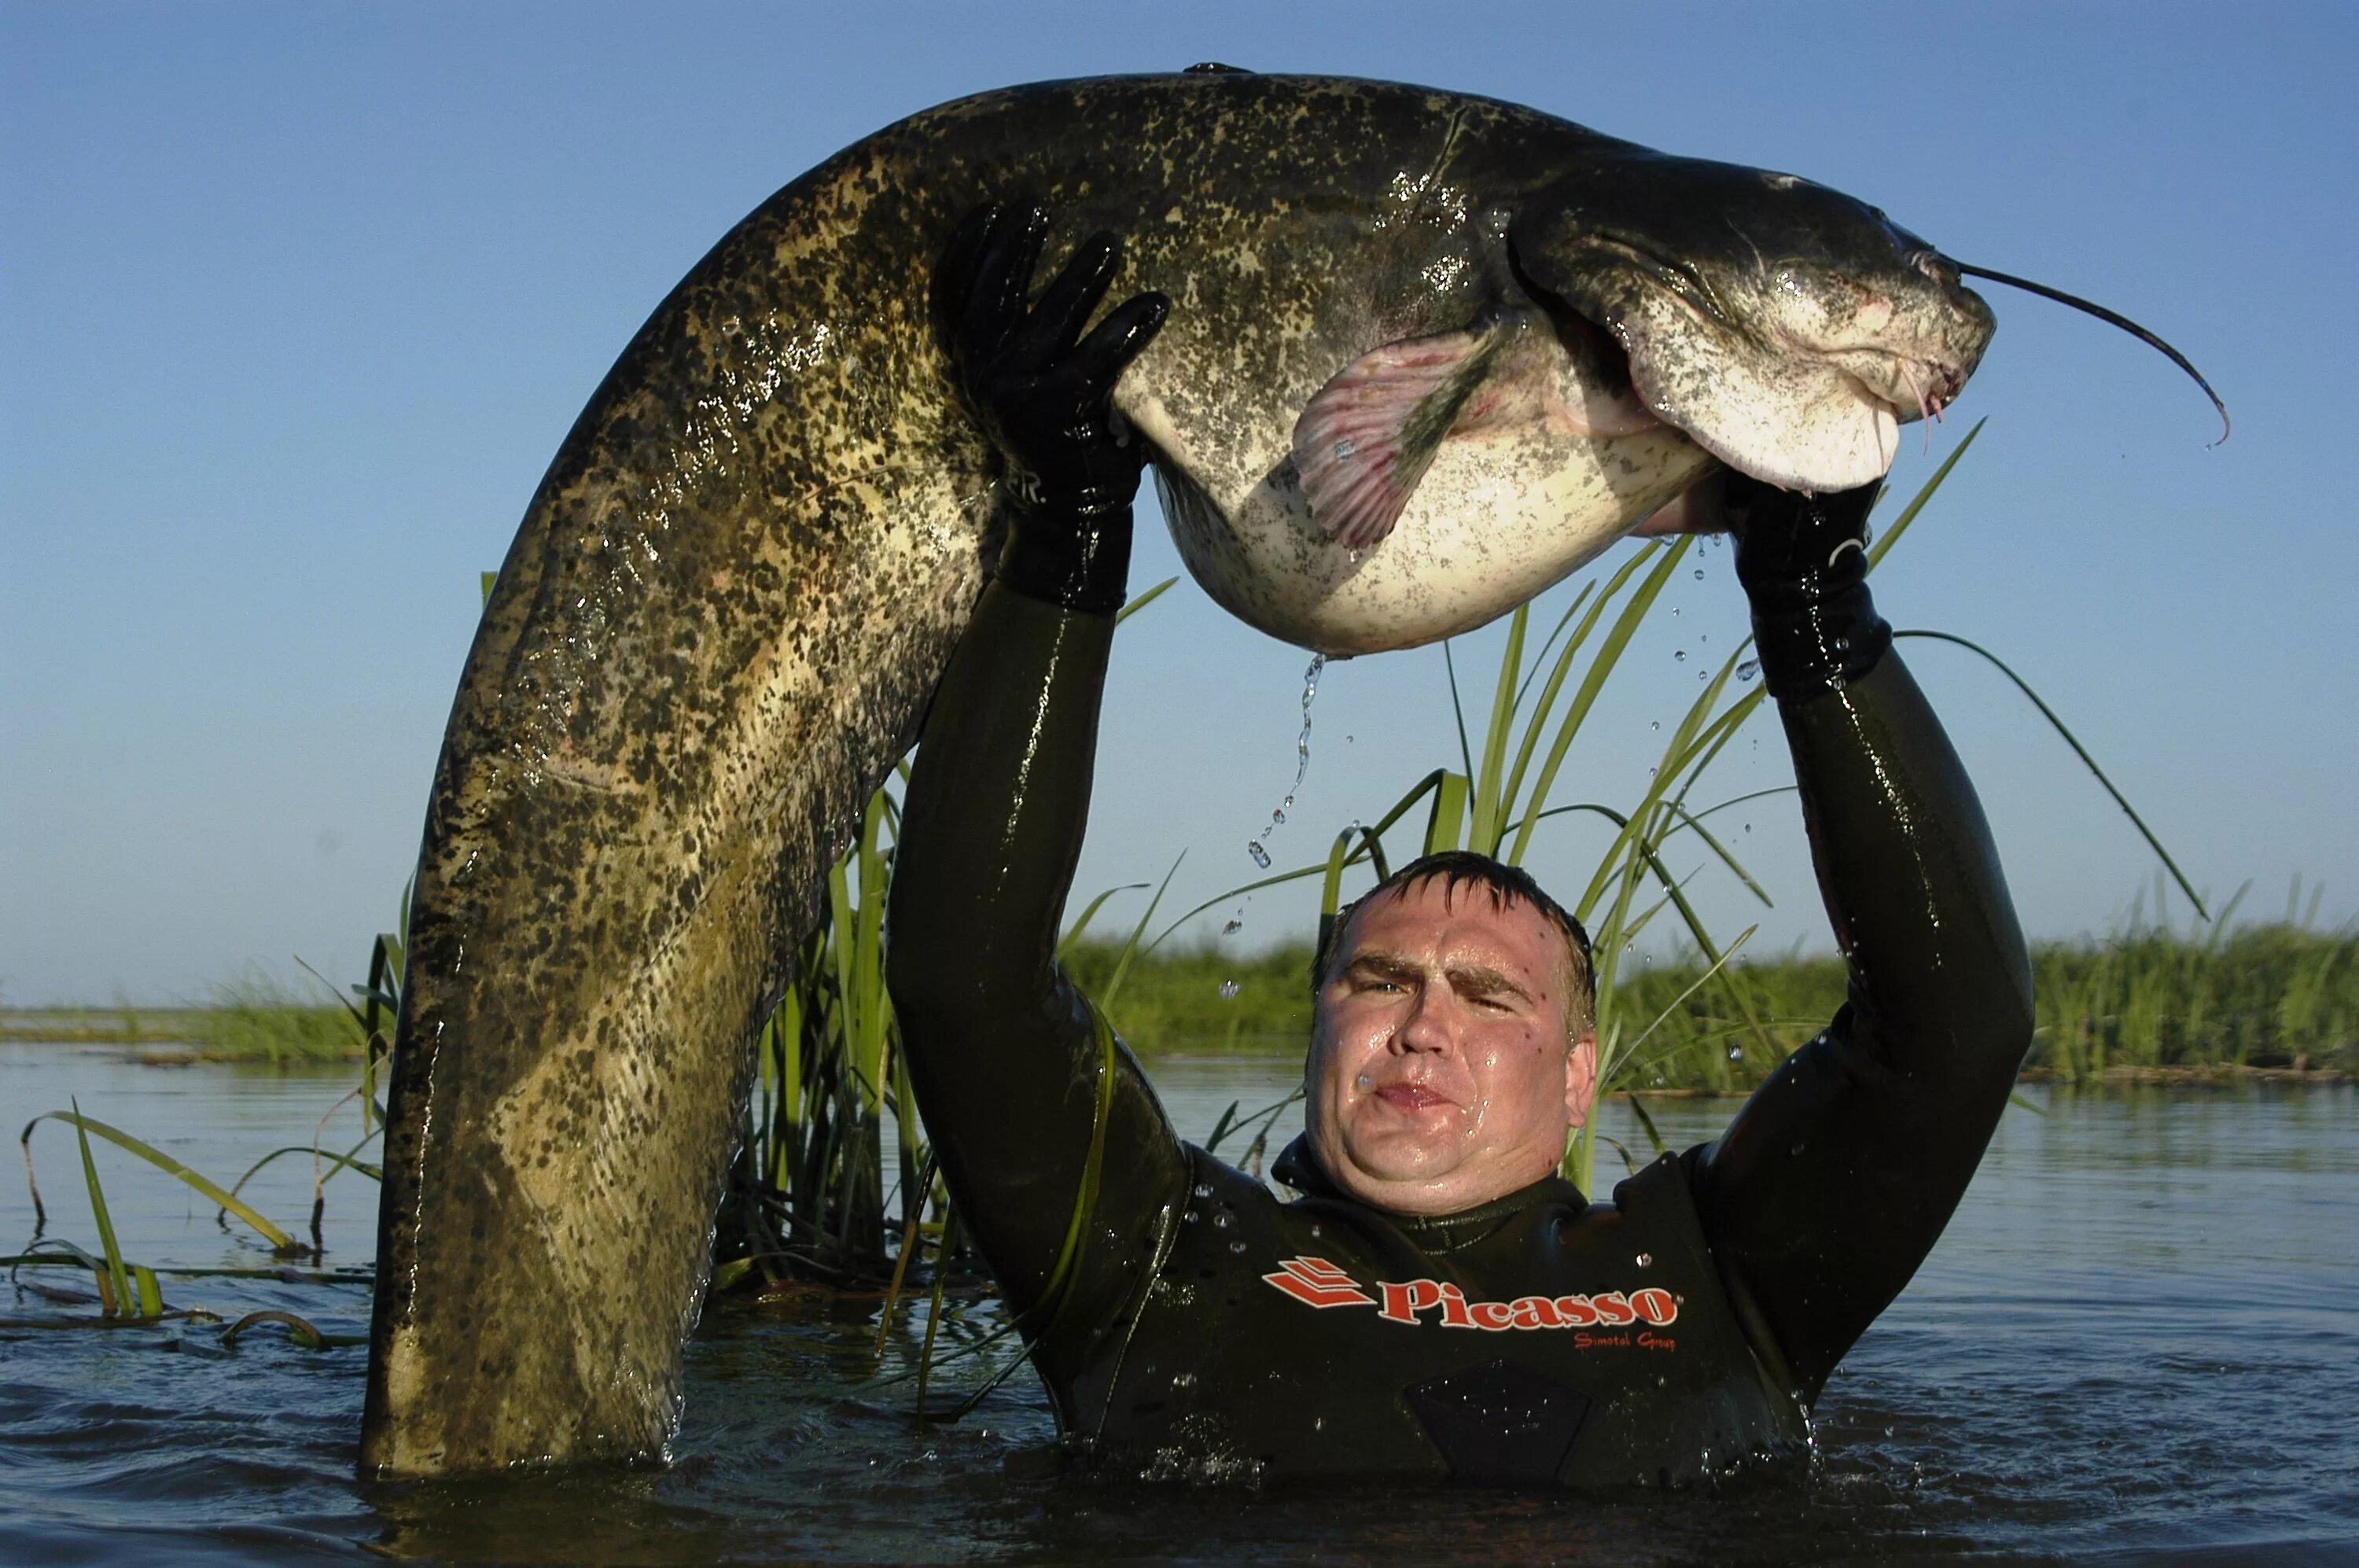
[1245,654,1325,869]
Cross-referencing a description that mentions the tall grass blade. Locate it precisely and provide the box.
[1059,882,1151,958]
[1442,641,1476,784]
[1498,551,1658,845]
[1113,576,1178,626]
[71,1099,134,1317]
[1469,605,1529,852]
[1507,539,1687,864]
[1864,418,1985,573]
[1100,855,1184,1013]
[28,1110,299,1252]
[1895,629,2206,918]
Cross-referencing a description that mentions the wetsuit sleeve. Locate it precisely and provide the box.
[886,580,1191,1345]
[1691,489,2034,1404]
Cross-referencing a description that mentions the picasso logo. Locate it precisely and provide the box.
[1260,1256,1678,1331]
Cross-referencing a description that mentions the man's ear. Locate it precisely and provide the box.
[1564,1030,1600,1129]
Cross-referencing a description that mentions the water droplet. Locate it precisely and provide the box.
[1192,1183,1213,1198]
[1312,1416,1325,1432]
[1213,1212,1232,1229]
[1218,980,1240,1000]
[1228,1240,1246,1254]
[1738,659,1761,683]
[1674,650,1687,662]
[1221,918,1243,935]
[1650,720,1660,731]
[1247,653,1326,864]
[1172,1371,1197,1389]
[1692,568,1703,580]
[1636,1252,1653,1268]
[1728,1045,1744,1061]
[1183,1209,1200,1224]
[1354,1073,1373,1090]
[1743,823,1752,834]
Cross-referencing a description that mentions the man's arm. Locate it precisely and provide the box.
[886,205,1188,1349]
[1690,476,2036,1403]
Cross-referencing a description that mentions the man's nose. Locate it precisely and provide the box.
[1392,981,1457,1056]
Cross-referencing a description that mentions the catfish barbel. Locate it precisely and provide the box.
[362,69,2209,1476]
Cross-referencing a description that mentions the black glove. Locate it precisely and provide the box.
[1725,473,1893,701]
[937,201,1170,615]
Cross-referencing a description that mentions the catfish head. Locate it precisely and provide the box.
[1509,151,1997,491]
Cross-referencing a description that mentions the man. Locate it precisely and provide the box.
[886,204,2033,1487]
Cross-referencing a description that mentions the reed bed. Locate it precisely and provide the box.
[1065,922,2359,1087]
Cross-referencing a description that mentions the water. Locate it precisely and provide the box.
[6,1040,2357,1563]
[1245,654,1325,870]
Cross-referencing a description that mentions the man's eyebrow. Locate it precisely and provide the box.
[1342,951,1422,982]
[1447,963,1536,1004]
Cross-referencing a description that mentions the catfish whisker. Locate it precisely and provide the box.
[1950,259,2230,444]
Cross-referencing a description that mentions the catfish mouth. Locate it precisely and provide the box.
[1511,234,1952,432]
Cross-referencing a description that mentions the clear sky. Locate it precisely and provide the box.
[3,2,2353,1007]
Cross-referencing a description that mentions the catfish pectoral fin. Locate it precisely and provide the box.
[1292,325,1508,549]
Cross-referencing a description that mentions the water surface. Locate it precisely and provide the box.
[4,1042,2353,1564]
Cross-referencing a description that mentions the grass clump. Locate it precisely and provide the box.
[1061,939,1313,1053]
[1084,926,2357,1088]
[177,973,362,1064]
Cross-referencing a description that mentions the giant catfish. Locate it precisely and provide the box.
[362,70,1999,1476]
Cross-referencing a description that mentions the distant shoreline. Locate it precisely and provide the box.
[5,1019,2350,1086]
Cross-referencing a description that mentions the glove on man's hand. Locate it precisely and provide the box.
[1725,473,1893,701]
[938,201,1170,614]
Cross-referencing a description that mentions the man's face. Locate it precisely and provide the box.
[1305,878,1598,1216]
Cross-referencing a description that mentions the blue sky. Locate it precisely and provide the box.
[3,2,2353,1006]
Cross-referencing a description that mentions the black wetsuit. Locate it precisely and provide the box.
[890,208,2032,1487]
[887,561,2032,1486]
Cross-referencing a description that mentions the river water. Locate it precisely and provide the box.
[3,1042,2353,1565]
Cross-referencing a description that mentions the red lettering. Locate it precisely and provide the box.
[1439,1283,1477,1329]
[1378,1278,1444,1324]
[1554,1294,1599,1327]
[1631,1287,1679,1326]
[1508,1296,1562,1330]
[1470,1300,1514,1331]
[1593,1290,1636,1325]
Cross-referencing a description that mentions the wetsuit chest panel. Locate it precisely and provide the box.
[1405,1361,1592,1485]
[1074,1148,1805,1487]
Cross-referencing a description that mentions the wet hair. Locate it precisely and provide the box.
[1311,850,1596,1030]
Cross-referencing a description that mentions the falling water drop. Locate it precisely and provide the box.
[1246,653,1325,867]
[1737,659,1761,683]
[1218,980,1240,1000]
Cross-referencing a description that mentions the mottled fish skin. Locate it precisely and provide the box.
[362,72,1993,1477]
